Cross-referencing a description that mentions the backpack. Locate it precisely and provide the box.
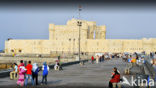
[34,68,39,75]
[43,65,48,76]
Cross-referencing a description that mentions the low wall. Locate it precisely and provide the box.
[0,59,89,78]
[0,56,77,67]
[0,63,12,69]
[0,69,12,78]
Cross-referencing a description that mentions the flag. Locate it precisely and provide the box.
[79,5,82,8]
[79,5,82,11]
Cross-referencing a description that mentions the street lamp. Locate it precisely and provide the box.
[73,38,75,55]
[77,21,82,62]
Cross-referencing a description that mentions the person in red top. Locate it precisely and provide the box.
[24,61,34,86]
[18,60,24,73]
[109,67,120,88]
[91,56,94,64]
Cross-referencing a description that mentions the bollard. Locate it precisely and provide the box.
[125,68,130,75]
[80,61,84,66]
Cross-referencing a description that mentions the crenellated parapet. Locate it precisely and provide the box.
[49,18,106,40]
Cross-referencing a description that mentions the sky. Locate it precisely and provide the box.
[0,1,156,50]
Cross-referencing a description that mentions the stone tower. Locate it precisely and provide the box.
[49,18,106,40]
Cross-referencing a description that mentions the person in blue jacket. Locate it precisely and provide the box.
[41,62,49,85]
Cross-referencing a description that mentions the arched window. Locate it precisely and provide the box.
[19,50,22,53]
[11,49,14,52]
[69,38,71,41]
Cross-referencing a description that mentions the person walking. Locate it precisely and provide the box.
[41,62,49,85]
[102,55,104,62]
[99,56,102,62]
[32,63,40,85]
[96,55,99,63]
[91,56,94,64]
[17,63,27,87]
[25,61,34,86]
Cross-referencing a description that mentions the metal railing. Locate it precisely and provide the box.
[144,59,156,79]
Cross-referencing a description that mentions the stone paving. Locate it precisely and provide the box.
[0,58,131,87]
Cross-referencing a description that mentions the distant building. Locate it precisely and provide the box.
[4,18,156,54]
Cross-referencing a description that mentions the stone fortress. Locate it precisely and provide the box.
[4,18,156,55]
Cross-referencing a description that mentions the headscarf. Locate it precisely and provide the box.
[114,70,119,75]
[20,63,27,71]
[113,67,120,75]
[32,63,38,72]
[43,62,47,66]
[56,60,59,62]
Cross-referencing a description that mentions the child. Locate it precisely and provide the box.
[41,62,49,85]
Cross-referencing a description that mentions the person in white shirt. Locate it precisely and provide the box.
[54,62,60,70]
[10,63,18,80]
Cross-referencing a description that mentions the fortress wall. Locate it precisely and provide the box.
[4,19,156,55]
[5,38,156,55]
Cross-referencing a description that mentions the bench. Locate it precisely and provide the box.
[79,61,84,66]
[124,68,130,75]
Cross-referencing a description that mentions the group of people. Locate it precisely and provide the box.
[10,60,49,87]
[9,54,123,88]
[150,52,156,81]
[92,53,125,64]
[121,52,146,65]
[91,55,105,64]
[91,55,121,88]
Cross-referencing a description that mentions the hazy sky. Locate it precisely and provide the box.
[0,2,156,50]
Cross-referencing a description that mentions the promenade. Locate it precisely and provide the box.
[0,58,130,88]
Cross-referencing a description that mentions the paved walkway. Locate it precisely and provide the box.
[0,58,129,87]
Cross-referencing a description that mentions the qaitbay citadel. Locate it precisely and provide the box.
[4,18,156,55]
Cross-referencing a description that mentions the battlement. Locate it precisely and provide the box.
[49,18,106,40]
